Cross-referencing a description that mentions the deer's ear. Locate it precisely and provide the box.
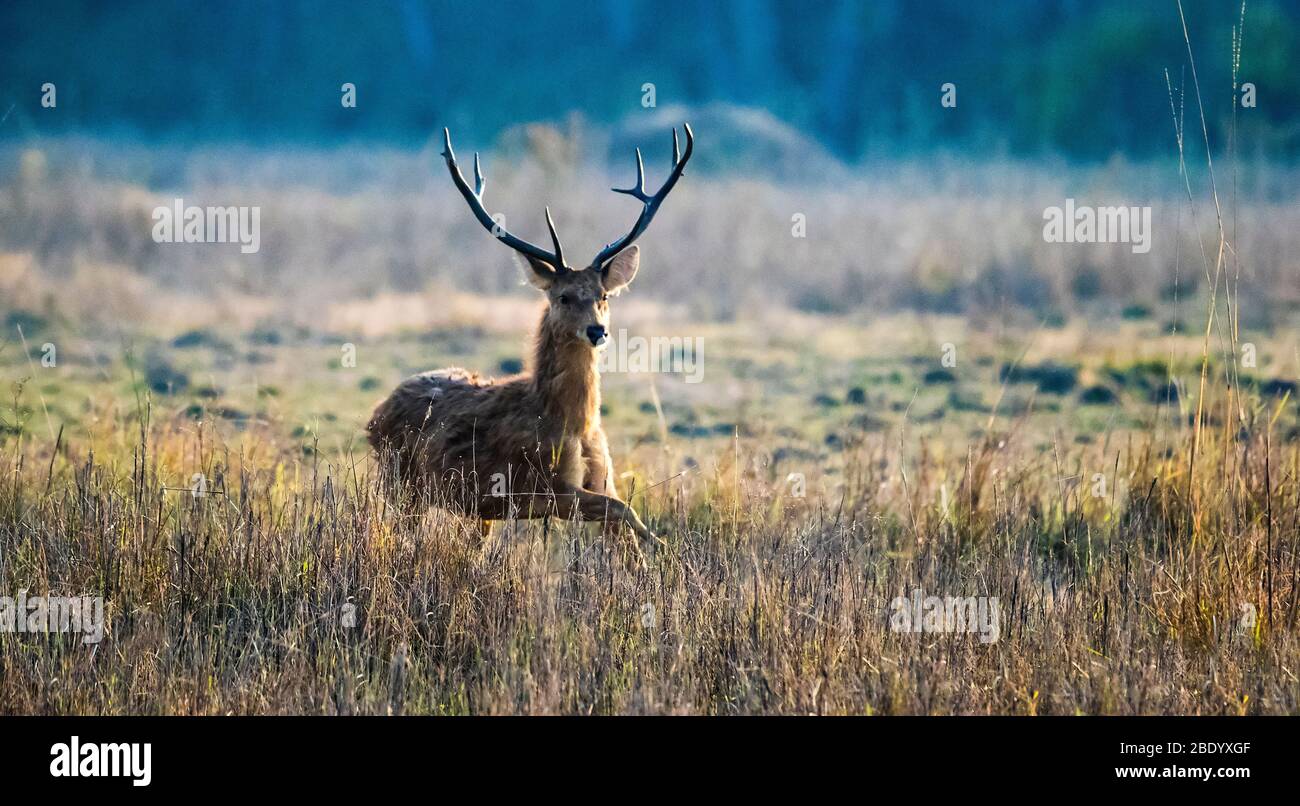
[601,245,639,295]
[519,255,557,290]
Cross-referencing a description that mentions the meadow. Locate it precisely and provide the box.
[1,128,1298,714]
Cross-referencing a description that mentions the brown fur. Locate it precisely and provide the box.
[367,247,654,545]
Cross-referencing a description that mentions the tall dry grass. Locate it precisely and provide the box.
[0,375,1296,714]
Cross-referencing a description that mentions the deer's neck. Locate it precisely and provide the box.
[531,318,601,435]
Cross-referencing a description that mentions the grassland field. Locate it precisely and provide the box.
[2,288,1298,714]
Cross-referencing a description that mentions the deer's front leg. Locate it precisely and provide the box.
[582,430,618,498]
[583,431,644,540]
[574,487,655,559]
[561,465,656,546]
[472,479,653,544]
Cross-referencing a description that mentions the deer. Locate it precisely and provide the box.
[367,124,694,556]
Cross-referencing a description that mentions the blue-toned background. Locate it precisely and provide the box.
[3,0,1297,159]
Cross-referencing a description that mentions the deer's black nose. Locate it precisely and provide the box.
[585,325,608,346]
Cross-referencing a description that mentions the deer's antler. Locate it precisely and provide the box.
[441,128,569,274]
[591,123,694,271]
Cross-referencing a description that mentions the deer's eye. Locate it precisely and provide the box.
[558,294,569,305]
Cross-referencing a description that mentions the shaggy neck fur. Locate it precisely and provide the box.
[530,311,601,435]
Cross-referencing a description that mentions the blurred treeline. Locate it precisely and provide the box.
[1,0,1296,160]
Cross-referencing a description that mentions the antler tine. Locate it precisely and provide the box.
[441,127,569,273]
[612,148,647,201]
[473,152,485,197]
[544,206,565,269]
[590,123,695,270]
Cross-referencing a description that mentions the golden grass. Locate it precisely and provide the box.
[0,311,1296,713]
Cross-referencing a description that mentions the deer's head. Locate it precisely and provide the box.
[441,125,693,349]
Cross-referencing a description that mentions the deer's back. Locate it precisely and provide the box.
[367,367,546,489]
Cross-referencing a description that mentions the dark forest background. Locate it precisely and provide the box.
[2,0,1297,160]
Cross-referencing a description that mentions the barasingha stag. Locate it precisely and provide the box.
[368,124,694,552]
